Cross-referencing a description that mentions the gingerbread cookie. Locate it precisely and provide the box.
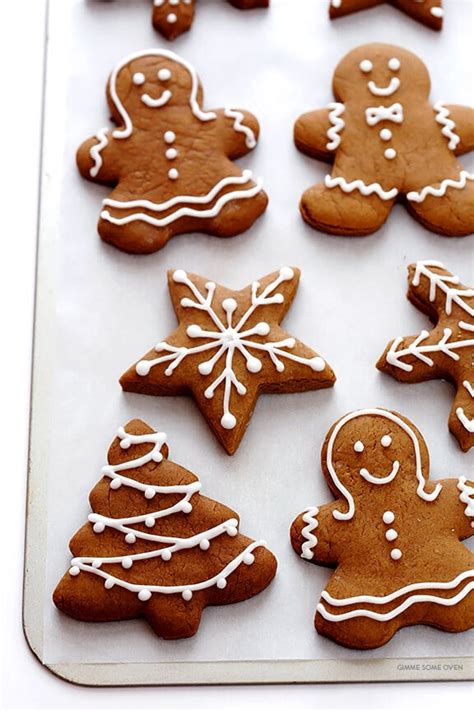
[290,408,474,650]
[377,261,474,452]
[295,43,474,237]
[53,419,277,639]
[77,49,268,254]
[328,0,444,30]
[120,267,336,455]
[152,0,269,41]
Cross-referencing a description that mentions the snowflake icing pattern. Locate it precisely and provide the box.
[135,268,326,430]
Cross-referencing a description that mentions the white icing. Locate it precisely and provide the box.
[331,0,342,7]
[457,477,474,522]
[89,127,109,178]
[385,528,398,541]
[132,72,145,86]
[368,77,400,97]
[324,175,398,201]
[135,268,326,430]
[68,426,268,601]
[384,148,396,160]
[101,172,264,228]
[141,90,172,108]
[407,170,474,203]
[109,50,217,142]
[390,548,402,561]
[326,409,442,522]
[158,68,172,81]
[412,261,473,317]
[433,101,460,150]
[359,60,373,74]
[360,460,400,485]
[388,58,400,71]
[353,440,364,453]
[326,102,346,150]
[456,409,474,433]
[224,108,257,149]
[166,148,178,160]
[164,130,176,143]
[381,435,392,448]
[300,507,319,560]
[380,128,392,141]
[317,570,474,622]
[431,6,444,18]
[167,13,178,23]
[168,168,179,180]
[365,102,403,127]
[383,511,395,525]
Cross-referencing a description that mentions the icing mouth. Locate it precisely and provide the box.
[359,460,400,484]
[141,89,172,108]
[367,77,400,97]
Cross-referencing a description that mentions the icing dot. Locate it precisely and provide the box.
[385,528,398,542]
[144,487,156,500]
[161,549,172,561]
[391,548,402,561]
[359,59,373,73]
[380,128,392,141]
[255,321,271,336]
[169,0,179,4]
[132,72,145,86]
[430,7,444,17]
[69,566,80,576]
[243,553,255,565]
[138,589,152,602]
[199,539,210,550]
[187,324,203,338]
[388,58,401,71]
[164,131,176,144]
[122,557,133,569]
[166,148,178,160]
[145,516,155,528]
[217,578,227,589]
[158,68,172,81]
[125,533,136,545]
[381,435,392,448]
[246,356,262,373]
[309,356,326,372]
[383,511,395,525]
[198,361,213,376]
[168,168,179,180]
[104,578,115,589]
[221,413,237,430]
[279,266,294,280]
[182,501,193,514]
[93,522,105,534]
[173,269,187,283]
[110,478,122,490]
[120,437,131,449]
[136,361,151,376]
[354,441,364,453]
[167,13,177,23]
[384,148,397,160]
[92,559,102,569]
[182,589,193,601]
[331,0,342,6]
[226,525,238,537]
[223,297,238,314]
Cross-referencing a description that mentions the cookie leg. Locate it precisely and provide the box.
[449,381,474,452]
[203,189,268,237]
[98,216,174,255]
[145,594,204,639]
[300,182,395,236]
[152,1,196,41]
[406,180,474,237]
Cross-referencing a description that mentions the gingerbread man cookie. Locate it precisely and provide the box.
[295,43,474,237]
[53,419,277,639]
[377,261,474,452]
[120,267,336,455]
[152,0,269,41]
[291,408,474,649]
[77,49,268,254]
[328,0,444,30]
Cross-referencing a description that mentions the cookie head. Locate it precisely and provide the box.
[322,409,432,519]
[333,44,430,103]
[107,50,204,128]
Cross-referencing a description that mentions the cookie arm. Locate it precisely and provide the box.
[290,502,343,566]
[294,108,341,163]
[449,383,474,453]
[376,326,455,383]
[443,105,474,155]
[441,478,474,538]
[216,109,260,159]
[76,130,121,186]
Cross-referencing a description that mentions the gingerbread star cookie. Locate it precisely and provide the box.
[120,268,336,455]
[54,419,277,639]
[377,261,474,452]
[291,408,474,649]
[329,0,444,30]
[294,43,474,237]
[152,0,269,41]
[77,49,268,254]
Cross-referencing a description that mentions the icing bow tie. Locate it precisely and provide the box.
[365,103,404,127]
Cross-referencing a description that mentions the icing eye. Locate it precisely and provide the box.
[359,60,373,73]
[381,435,392,448]
[354,441,364,453]
[132,72,146,86]
[158,68,172,81]
[388,58,401,71]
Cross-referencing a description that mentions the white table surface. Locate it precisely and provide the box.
[0,0,472,708]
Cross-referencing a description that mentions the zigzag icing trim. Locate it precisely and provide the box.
[89,128,109,178]
[457,477,474,523]
[224,108,257,148]
[300,507,319,560]
[433,101,460,150]
[326,103,345,150]
[407,170,474,203]
[324,175,398,201]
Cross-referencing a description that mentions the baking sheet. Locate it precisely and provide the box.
[25,0,473,684]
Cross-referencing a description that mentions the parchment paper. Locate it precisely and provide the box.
[41,0,473,665]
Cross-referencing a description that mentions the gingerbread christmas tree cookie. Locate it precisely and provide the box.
[328,0,444,30]
[377,260,474,452]
[294,43,474,237]
[152,0,269,41]
[120,267,336,455]
[53,420,277,639]
[77,49,268,254]
[290,408,474,650]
